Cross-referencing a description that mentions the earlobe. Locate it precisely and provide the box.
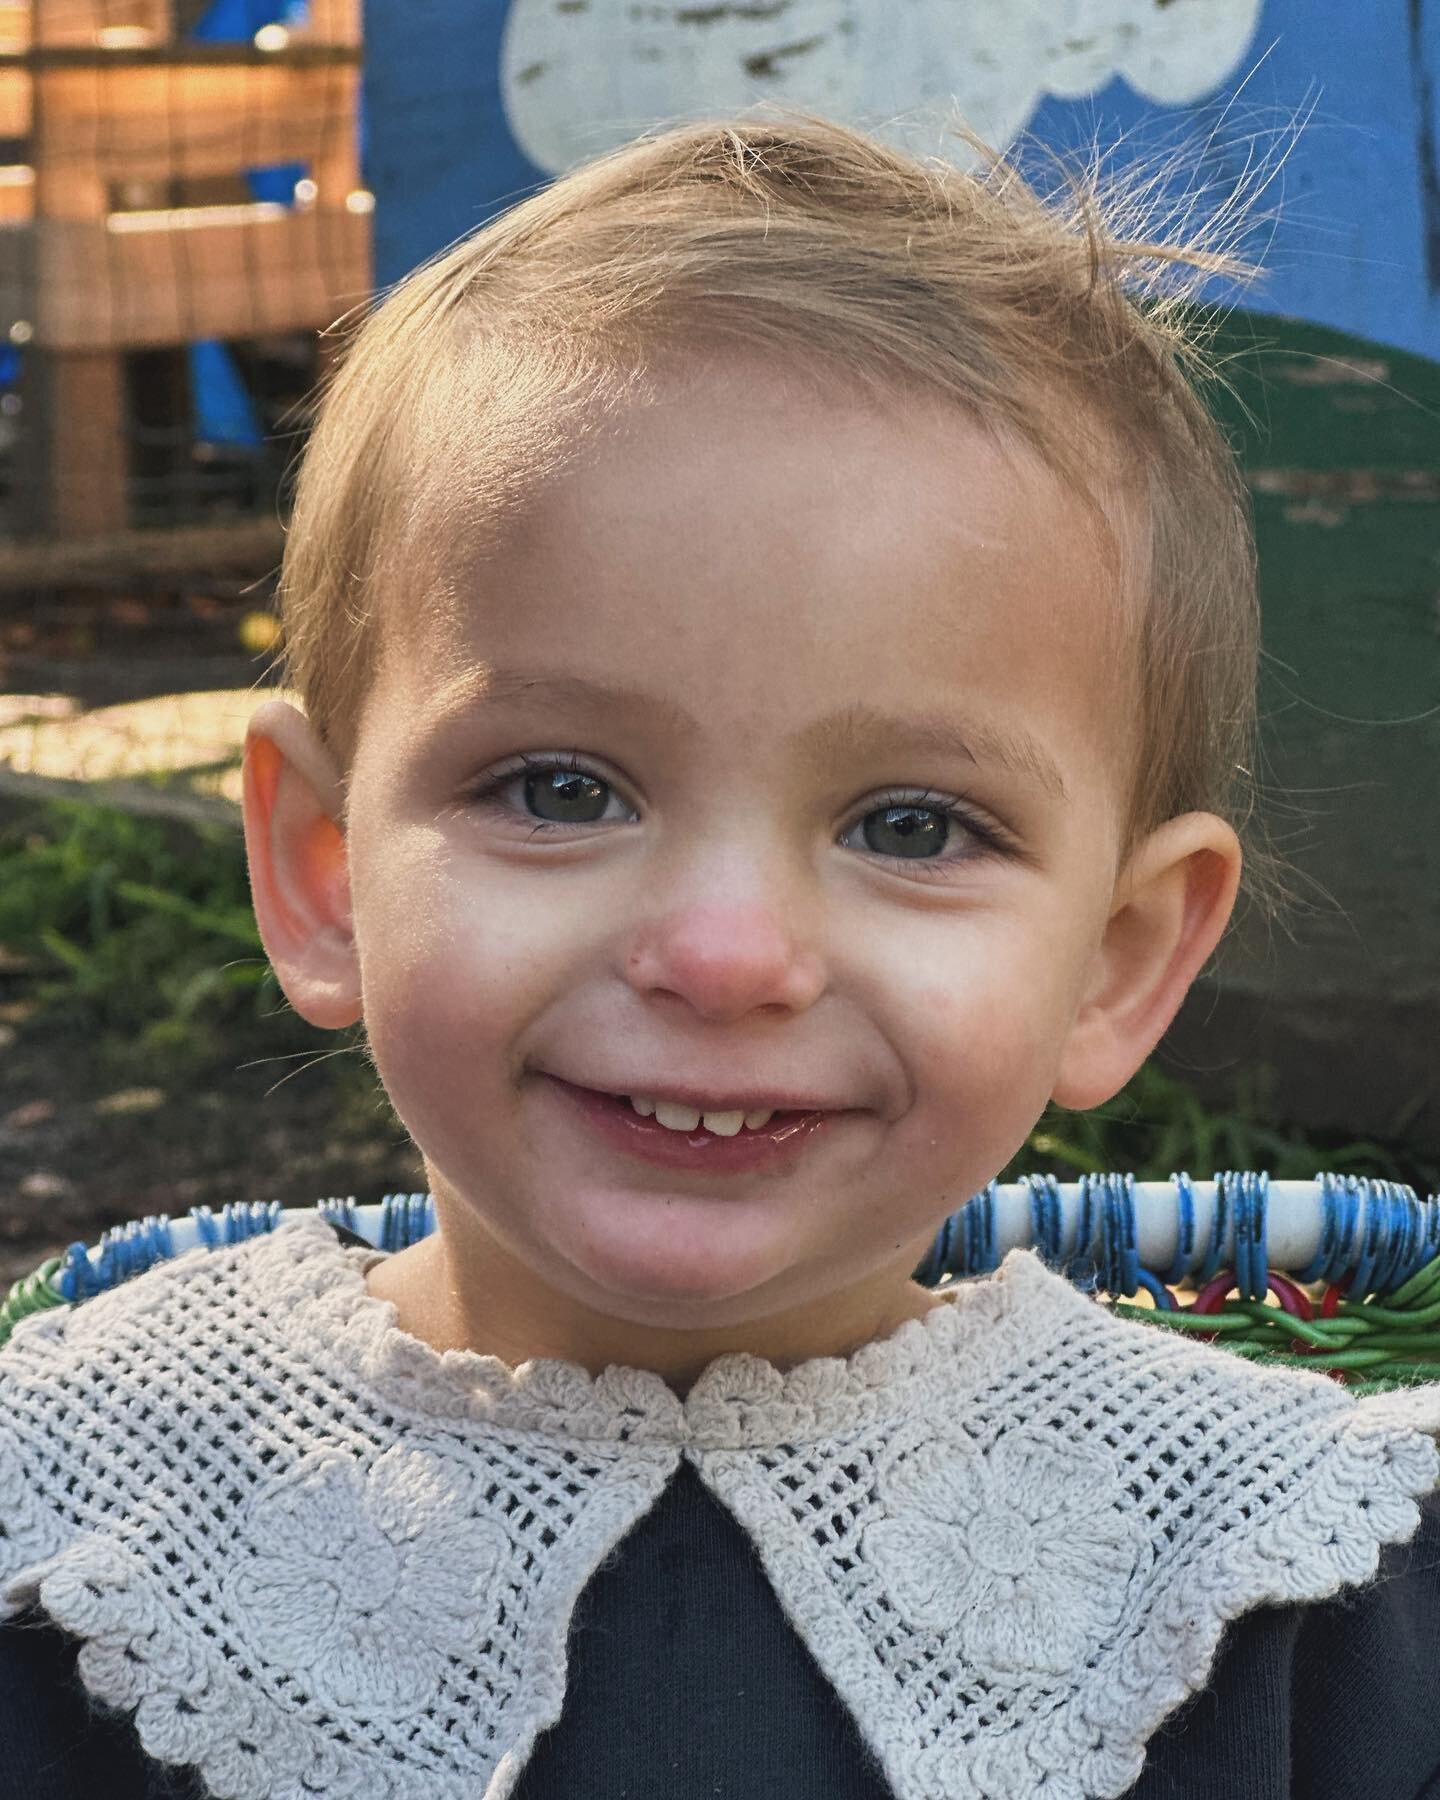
[241,698,362,1031]
[1049,813,1243,1114]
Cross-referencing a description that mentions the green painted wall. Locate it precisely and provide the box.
[1163,312,1440,1156]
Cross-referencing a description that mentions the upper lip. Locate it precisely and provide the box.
[549,1075,847,1114]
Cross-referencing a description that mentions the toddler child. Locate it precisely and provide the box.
[2,108,1438,1800]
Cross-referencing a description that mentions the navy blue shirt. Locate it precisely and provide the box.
[4,1459,1440,1797]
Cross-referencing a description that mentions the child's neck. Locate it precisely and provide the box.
[362,1223,946,1401]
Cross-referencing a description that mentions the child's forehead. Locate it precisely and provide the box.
[368,348,1139,767]
[365,379,1138,814]
[396,338,1130,572]
[405,349,1124,590]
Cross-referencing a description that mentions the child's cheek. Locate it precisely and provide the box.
[886,939,1068,1169]
[349,853,555,1111]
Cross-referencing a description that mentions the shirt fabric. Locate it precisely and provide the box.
[3,1468,1440,1799]
[1,1213,1438,1800]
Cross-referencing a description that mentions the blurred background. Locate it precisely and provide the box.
[0,0,1435,1287]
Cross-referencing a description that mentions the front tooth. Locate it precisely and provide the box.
[629,1095,773,1135]
[653,1100,702,1131]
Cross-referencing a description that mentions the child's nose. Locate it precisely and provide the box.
[623,901,826,1020]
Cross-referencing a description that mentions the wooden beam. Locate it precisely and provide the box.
[0,764,238,829]
[0,204,372,349]
[29,62,361,182]
[31,0,174,47]
[0,65,28,133]
[0,164,32,221]
[0,515,283,583]
[16,347,128,534]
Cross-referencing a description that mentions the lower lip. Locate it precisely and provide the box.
[542,1076,843,1174]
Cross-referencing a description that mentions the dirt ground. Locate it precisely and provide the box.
[0,994,427,1295]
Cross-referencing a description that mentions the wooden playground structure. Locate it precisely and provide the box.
[0,0,368,570]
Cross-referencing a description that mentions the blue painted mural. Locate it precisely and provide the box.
[363,0,1440,365]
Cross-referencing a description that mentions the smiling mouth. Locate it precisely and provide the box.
[544,1076,840,1169]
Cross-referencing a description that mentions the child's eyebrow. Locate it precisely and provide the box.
[429,667,1068,801]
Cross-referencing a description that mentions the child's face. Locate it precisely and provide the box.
[251,354,1240,1362]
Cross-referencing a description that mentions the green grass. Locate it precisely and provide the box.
[2,792,1434,1197]
[1001,1056,1435,1192]
[0,793,367,1097]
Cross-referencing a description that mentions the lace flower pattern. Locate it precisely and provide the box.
[863,1424,1147,1676]
[225,1440,510,1713]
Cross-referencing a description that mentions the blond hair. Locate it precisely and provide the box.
[274,106,1301,935]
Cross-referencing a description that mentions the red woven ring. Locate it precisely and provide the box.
[1189,1268,1318,1354]
[1190,1269,1314,1319]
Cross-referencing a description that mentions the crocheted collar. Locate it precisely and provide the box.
[310,1211,1059,1447]
[3,1212,1438,1800]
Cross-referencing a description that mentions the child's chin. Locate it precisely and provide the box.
[548,1187,806,1317]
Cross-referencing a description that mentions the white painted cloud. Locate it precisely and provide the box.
[500,0,1265,177]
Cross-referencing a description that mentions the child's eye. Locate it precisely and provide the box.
[840,791,1013,873]
[469,752,634,832]
[466,754,1014,876]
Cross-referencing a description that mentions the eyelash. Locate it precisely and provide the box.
[464,751,1017,877]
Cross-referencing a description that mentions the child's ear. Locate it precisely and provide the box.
[241,699,361,1030]
[1049,813,1243,1113]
